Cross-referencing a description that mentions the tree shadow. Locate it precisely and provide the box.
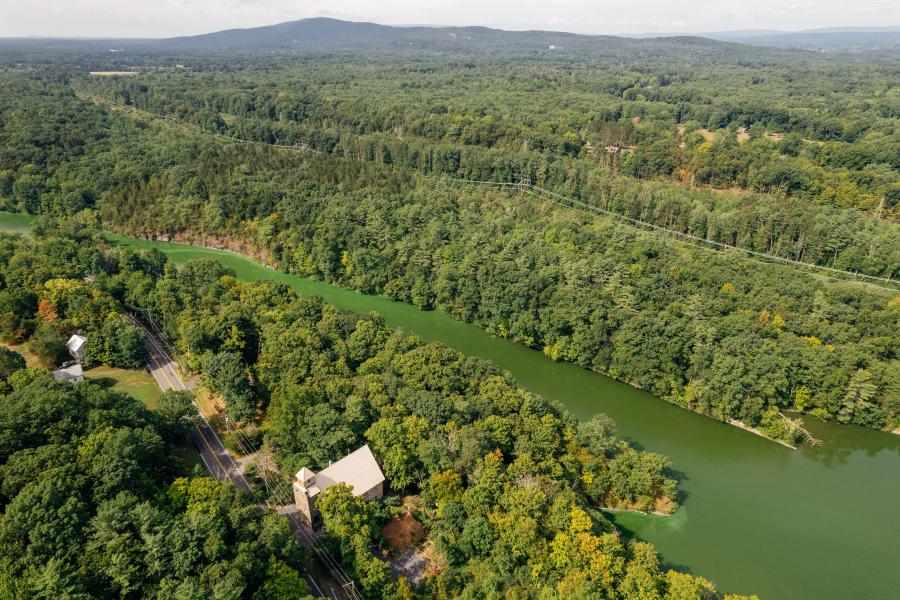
[666,467,690,505]
[86,376,118,389]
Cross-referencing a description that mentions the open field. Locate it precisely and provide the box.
[0,211,35,234]
[83,365,163,409]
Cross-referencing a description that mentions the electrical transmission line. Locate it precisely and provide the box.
[446,178,900,291]
[83,89,899,291]
[133,309,364,600]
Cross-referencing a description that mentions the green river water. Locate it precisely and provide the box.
[3,215,899,599]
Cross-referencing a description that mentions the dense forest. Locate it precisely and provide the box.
[0,370,313,599]
[0,228,313,599]
[1,19,899,598]
[0,215,147,368]
[0,69,897,442]
[78,58,900,279]
[93,56,900,217]
[0,224,765,598]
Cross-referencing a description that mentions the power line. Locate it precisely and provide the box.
[77,89,320,154]
[132,310,363,600]
[81,89,899,291]
[445,178,900,292]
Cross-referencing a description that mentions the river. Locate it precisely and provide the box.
[3,215,899,599]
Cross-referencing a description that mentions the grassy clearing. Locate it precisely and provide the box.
[84,366,164,410]
[194,387,232,438]
[698,127,718,141]
[83,366,203,473]
[0,211,36,234]
[194,387,220,418]
[89,71,140,76]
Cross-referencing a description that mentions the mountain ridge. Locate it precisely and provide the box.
[157,16,724,52]
[155,17,900,55]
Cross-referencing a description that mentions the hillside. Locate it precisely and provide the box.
[158,16,739,57]
[156,18,900,58]
[10,18,886,68]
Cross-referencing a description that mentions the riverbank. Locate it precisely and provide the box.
[113,229,809,449]
[600,494,677,517]
[728,419,798,450]
[600,507,672,518]
[118,230,277,268]
[0,214,852,450]
[3,211,900,600]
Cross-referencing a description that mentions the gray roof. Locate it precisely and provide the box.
[53,363,84,382]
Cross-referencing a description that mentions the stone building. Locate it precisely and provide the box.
[293,444,386,525]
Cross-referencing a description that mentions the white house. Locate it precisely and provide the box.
[66,334,86,363]
[52,363,84,383]
[293,444,386,525]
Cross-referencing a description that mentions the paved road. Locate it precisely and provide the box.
[132,315,252,492]
[131,315,349,598]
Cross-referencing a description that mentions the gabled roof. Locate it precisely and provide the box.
[298,444,385,499]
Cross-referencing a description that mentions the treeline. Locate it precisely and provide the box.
[0,75,898,439]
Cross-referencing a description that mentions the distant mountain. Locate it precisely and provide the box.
[163,18,410,49]
[156,17,734,58]
[5,18,897,62]
[700,27,900,50]
[161,17,586,51]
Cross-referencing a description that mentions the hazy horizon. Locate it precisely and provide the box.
[0,0,898,39]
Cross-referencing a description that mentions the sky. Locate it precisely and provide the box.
[0,0,897,38]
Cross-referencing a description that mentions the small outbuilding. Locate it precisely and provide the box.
[52,363,84,383]
[66,334,86,363]
[293,444,386,525]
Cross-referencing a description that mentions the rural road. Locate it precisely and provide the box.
[130,314,350,598]
[130,314,252,492]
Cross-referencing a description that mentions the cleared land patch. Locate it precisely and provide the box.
[84,366,163,409]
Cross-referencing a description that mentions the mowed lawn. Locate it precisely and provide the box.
[2,342,205,474]
[84,366,164,410]
[83,367,203,472]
